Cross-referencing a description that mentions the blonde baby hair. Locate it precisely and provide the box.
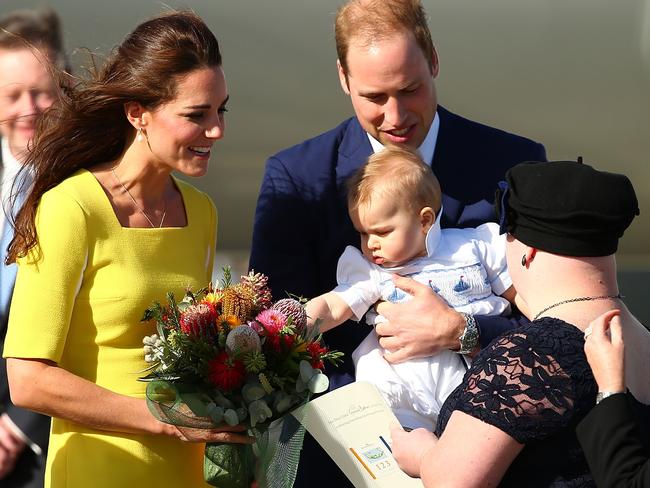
[347,145,442,216]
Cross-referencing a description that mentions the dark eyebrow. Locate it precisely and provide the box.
[183,95,230,110]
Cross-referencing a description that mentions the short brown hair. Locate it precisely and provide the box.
[0,7,66,67]
[335,0,434,76]
[347,146,442,216]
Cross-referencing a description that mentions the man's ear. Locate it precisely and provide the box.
[337,59,351,95]
[430,45,440,78]
[124,101,147,129]
[420,207,435,233]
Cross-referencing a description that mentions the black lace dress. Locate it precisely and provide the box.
[435,318,598,487]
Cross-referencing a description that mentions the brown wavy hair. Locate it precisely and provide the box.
[7,11,222,263]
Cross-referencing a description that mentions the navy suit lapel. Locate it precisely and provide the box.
[431,106,464,227]
[335,118,373,188]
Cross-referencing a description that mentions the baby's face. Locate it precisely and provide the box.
[350,197,428,268]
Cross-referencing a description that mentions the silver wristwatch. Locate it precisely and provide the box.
[456,313,479,354]
[596,391,624,404]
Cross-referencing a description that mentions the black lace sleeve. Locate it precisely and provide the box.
[436,319,596,444]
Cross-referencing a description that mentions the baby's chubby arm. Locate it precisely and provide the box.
[305,292,356,332]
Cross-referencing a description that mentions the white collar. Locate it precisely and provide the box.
[425,207,443,257]
[366,110,440,166]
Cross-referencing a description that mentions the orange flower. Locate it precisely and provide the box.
[220,315,242,328]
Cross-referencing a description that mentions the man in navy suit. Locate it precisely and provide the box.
[0,8,66,488]
[250,0,546,484]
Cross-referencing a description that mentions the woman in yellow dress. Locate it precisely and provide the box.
[2,11,249,488]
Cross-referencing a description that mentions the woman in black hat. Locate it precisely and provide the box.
[389,160,650,487]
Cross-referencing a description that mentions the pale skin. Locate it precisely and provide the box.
[390,411,523,487]
[391,237,650,485]
[7,66,252,445]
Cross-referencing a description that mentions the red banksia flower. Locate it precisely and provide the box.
[180,303,216,336]
[208,352,246,391]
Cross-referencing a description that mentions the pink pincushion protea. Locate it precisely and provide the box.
[272,298,307,331]
[180,303,216,336]
[254,309,287,334]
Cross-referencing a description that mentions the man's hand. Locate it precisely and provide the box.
[584,309,625,393]
[0,414,26,479]
[375,275,465,363]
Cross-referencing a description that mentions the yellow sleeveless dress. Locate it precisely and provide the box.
[4,169,217,488]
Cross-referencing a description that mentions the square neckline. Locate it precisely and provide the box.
[81,168,191,230]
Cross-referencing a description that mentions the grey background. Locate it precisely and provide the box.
[2,0,649,323]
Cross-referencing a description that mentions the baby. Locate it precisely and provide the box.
[306,146,515,429]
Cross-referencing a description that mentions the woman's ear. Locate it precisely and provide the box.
[124,101,147,129]
[420,207,435,233]
[522,247,537,268]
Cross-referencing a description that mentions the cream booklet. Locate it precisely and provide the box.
[291,381,424,488]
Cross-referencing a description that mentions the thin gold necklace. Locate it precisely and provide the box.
[110,167,167,228]
[533,294,623,321]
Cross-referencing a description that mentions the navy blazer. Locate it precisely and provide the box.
[251,106,546,383]
[251,106,546,487]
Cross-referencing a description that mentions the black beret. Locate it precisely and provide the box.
[496,160,640,257]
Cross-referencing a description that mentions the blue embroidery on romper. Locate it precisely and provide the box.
[387,288,406,303]
[453,275,471,293]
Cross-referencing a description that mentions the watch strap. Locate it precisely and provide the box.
[456,313,479,355]
[596,391,625,404]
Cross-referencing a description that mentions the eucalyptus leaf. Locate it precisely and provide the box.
[236,407,248,422]
[299,360,316,383]
[224,408,239,426]
[206,403,224,424]
[242,383,266,403]
[274,392,294,413]
[307,372,329,394]
[213,393,235,409]
[295,377,306,393]
[248,399,273,428]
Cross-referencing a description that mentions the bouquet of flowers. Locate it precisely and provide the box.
[140,269,342,488]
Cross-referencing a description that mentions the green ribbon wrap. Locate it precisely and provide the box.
[204,442,254,488]
[145,380,304,488]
